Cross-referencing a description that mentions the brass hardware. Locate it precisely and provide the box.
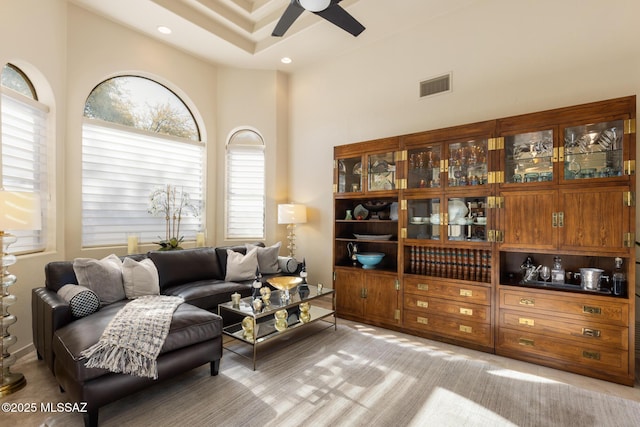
[582,350,601,361]
[496,230,504,243]
[443,213,449,226]
[417,300,429,308]
[558,211,564,228]
[442,159,448,173]
[624,118,636,134]
[396,150,408,161]
[394,309,401,320]
[624,192,635,207]
[487,196,504,209]
[552,147,558,163]
[487,230,496,242]
[624,233,635,248]
[488,171,496,184]
[582,328,601,338]
[624,160,635,175]
[487,171,504,184]
[459,308,473,316]
[488,137,504,150]
[417,316,429,325]
[519,338,535,347]
[395,279,400,291]
[460,289,473,297]
[333,184,337,193]
[333,271,336,281]
[333,159,338,169]
[400,199,407,210]
[552,212,558,228]
[496,137,504,149]
[582,305,602,315]
[558,146,564,162]
[396,178,407,189]
[417,283,429,291]
[401,228,407,239]
[519,317,535,326]
[519,298,535,306]
[361,288,368,299]
[459,325,472,333]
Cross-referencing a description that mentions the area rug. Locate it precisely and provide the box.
[9,320,640,427]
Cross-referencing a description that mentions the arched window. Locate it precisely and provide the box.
[1,63,48,253]
[82,75,203,247]
[225,128,265,239]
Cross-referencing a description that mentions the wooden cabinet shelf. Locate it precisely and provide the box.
[333,96,635,385]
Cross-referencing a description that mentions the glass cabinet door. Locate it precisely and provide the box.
[446,139,488,188]
[503,129,554,184]
[407,198,441,240]
[367,152,397,192]
[337,156,362,193]
[407,146,441,189]
[446,196,488,242]
[563,120,624,180]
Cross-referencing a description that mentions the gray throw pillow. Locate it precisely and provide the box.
[73,254,125,305]
[122,257,160,299]
[58,284,100,318]
[225,247,259,281]
[246,242,281,274]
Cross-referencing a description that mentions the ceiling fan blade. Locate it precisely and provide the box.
[315,3,365,36]
[272,1,305,37]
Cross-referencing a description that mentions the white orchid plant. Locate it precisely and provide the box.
[148,184,199,250]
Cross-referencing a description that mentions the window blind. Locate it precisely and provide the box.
[226,144,265,239]
[1,90,48,253]
[82,120,204,247]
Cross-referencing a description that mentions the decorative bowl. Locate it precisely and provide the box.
[267,276,303,291]
[355,252,385,269]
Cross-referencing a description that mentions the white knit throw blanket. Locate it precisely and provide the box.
[81,295,183,379]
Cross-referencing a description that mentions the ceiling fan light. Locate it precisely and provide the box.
[299,0,331,12]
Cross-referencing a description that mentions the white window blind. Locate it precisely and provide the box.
[82,120,204,247]
[1,89,48,253]
[226,136,265,239]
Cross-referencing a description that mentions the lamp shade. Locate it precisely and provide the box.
[0,191,41,230]
[278,204,307,224]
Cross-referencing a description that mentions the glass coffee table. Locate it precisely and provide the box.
[218,284,336,370]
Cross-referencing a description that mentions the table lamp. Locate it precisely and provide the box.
[277,204,307,258]
[1,190,41,396]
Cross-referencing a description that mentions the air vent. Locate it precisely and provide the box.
[420,73,451,98]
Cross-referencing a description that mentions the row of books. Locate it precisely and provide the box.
[408,246,491,283]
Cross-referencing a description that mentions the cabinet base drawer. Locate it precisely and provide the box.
[405,277,490,304]
[500,310,628,350]
[405,295,490,323]
[404,310,492,347]
[497,329,629,376]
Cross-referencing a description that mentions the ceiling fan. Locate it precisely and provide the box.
[272,0,365,37]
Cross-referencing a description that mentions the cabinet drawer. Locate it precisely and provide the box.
[405,277,490,305]
[405,295,490,323]
[499,289,629,326]
[499,310,628,350]
[498,329,628,376]
[404,310,492,347]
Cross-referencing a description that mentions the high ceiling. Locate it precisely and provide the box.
[69,0,477,72]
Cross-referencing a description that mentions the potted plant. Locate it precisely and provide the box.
[148,184,199,250]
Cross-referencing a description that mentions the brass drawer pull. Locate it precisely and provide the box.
[519,317,535,326]
[582,350,601,361]
[417,283,429,291]
[459,325,472,333]
[582,305,602,315]
[459,308,473,316]
[519,298,535,306]
[417,316,429,325]
[460,289,473,297]
[582,328,601,338]
[417,300,429,308]
[519,338,535,346]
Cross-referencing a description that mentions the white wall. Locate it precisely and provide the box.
[288,0,640,293]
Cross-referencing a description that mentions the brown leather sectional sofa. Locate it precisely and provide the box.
[31,244,293,427]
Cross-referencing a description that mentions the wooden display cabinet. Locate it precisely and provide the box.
[333,96,635,385]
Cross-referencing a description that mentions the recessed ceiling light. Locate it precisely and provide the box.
[281,57,292,64]
[157,26,172,35]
